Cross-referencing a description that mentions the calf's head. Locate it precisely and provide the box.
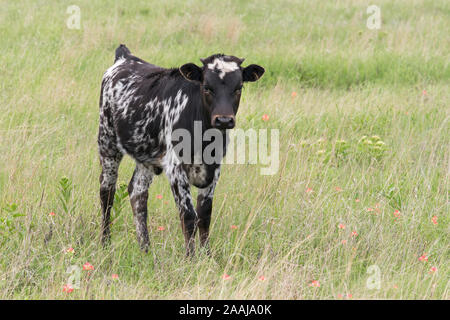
[179,54,265,130]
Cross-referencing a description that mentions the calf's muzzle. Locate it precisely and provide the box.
[212,115,236,129]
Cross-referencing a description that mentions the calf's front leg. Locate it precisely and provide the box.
[167,165,198,257]
[196,167,220,254]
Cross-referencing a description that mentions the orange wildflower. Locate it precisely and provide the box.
[63,284,74,293]
[431,216,438,225]
[83,262,94,271]
[309,280,320,287]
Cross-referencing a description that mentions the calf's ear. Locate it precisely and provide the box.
[243,64,265,82]
[180,63,203,82]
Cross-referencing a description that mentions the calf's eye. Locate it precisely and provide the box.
[204,87,213,95]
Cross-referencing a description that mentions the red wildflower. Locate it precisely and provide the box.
[262,114,269,121]
[338,223,346,230]
[49,212,56,216]
[351,231,358,237]
[66,247,74,254]
[258,275,266,281]
[157,226,165,231]
[231,225,238,230]
[431,216,438,225]
[418,254,428,262]
[335,187,343,192]
[112,274,119,280]
[429,266,437,274]
[355,199,360,202]
[63,284,74,293]
[156,194,163,200]
[347,294,353,299]
[393,210,401,218]
[83,262,94,271]
[341,239,347,245]
[291,91,297,98]
[306,187,313,194]
[222,274,231,280]
[309,280,320,287]
[422,90,427,96]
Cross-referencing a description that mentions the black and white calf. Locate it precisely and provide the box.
[98,45,264,256]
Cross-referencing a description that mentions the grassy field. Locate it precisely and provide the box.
[0,0,449,299]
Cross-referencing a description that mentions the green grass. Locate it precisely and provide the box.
[0,0,449,299]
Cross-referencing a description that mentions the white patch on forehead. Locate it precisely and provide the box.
[207,58,239,79]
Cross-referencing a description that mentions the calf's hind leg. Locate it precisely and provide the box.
[128,163,154,252]
[99,154,122,246]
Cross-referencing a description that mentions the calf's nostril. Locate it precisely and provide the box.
[215,117,235,128]
[213,116,235,128]
[217,117,232,123]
